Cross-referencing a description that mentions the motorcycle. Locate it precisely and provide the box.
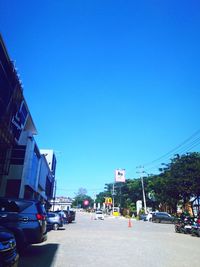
[174,218,185,233]
[191,218,200,237]
[175,216,195,234]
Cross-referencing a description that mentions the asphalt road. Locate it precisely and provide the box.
[19,212,200,267]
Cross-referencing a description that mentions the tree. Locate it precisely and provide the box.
[95,152,200,215]
[72,188,93,209]
[148,153,200,213]
[169,153,200,210]
[76,187,87,196]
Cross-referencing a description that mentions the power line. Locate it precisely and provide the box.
[142,128,200,170]
[132,129,200,175]
[175,136,200,155]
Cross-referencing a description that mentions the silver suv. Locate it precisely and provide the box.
[46,212,64,230]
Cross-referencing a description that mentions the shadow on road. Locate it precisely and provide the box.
[19,243,59,267]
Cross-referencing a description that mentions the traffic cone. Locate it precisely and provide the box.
[128,218,132,228]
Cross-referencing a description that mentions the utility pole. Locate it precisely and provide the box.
[136,166,147,214]
[93,192,96,210]
[141,173,147,214]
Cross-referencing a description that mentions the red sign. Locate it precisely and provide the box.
[83,200,89,206]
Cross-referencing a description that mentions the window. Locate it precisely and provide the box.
[5,180,21,198]
[19,101,28,126]
[10,145,26,165]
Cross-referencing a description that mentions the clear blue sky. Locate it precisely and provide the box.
[1,0,200,198]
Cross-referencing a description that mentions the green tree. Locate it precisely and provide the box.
[72,188,93,209]
[95,152,200,215]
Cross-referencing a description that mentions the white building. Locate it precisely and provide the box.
[50,196,73,211]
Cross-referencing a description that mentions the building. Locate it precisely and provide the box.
[40,149,57,177]
[50,196,73,211]
[0,34,55,203]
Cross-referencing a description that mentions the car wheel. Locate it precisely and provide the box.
[53,223,59,231]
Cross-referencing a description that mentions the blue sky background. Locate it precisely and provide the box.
[1,0,200,197]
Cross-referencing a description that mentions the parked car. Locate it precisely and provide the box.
[0,226,19,267]
[152,212,174,223]
[46,212,64,230]
[95,210,104,220]
[0,198,47,253]
[58,210,76,223]
[68,210,76,223]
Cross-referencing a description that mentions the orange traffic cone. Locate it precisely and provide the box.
[128,218,132,228]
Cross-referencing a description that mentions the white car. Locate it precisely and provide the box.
[95,210,104,220]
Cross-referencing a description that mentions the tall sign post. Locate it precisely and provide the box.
[112,183,115,214]
[114,169,126,214]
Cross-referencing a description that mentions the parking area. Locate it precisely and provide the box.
[18,224,70,267]
[18,212,200,267]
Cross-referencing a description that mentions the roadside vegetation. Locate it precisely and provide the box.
[96,152,200,216]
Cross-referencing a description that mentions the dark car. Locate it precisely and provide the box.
[0,198,47,253]
[64,210,76,223]
[152,212,174,223]
[68,210,76,223]
[0,226,19,267]
[46,212,64,230]
[55,210,76,223]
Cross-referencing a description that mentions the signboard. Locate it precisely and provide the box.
[105,197,112,205]
[136,200,142,215]
[115,169,126,182]
[83,200,89,206]
[11,101,28,143]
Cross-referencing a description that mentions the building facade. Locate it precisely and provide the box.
[0,34,55,203]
